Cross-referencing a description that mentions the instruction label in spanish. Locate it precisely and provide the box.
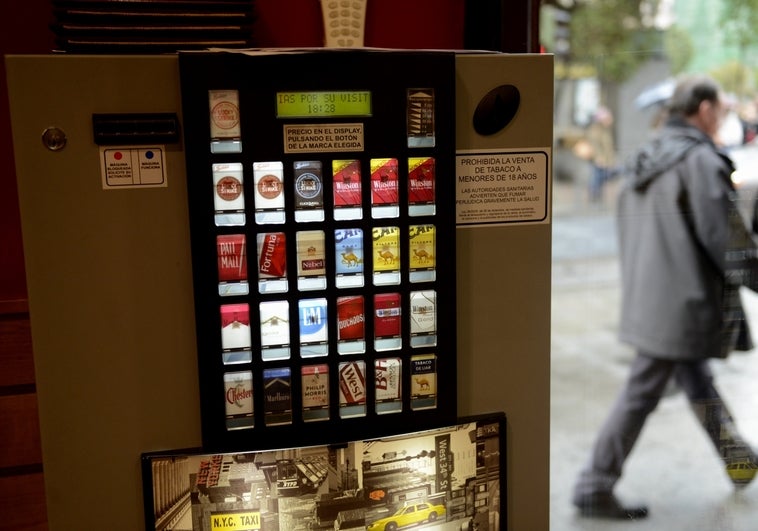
[100,147,167,189]
[283,123,364,154]
[456,149,550,226]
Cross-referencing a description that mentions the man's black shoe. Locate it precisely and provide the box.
[575,493,649,520]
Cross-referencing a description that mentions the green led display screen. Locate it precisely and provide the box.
[276,91,372,118]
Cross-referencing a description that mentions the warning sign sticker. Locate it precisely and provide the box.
[456,149,550,226]
[283,123,364,154]
[100,147,167,189]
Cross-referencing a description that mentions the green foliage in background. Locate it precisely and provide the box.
[663,25,694,75]
[542,0,663,82]
[572,1,658,81]
[721,0,758,58]
[709,60,752,96]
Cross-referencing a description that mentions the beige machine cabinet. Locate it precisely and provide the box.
[6,55,202,530]
[7,52,552,530]
[455,53,553,531]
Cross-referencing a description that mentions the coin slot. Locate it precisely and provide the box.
[473,84,520,136]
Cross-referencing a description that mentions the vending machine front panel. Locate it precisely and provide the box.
[179,50,459,452]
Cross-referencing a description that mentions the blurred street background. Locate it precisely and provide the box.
[549,172,758,530]
[543,0,758,521]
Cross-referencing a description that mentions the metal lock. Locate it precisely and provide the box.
[41,127,67,151]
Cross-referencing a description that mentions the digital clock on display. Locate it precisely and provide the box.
[276,91,372,118]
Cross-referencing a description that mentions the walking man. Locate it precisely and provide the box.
[573,75,758,519]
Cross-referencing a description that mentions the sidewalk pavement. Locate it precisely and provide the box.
[549,181,758,530]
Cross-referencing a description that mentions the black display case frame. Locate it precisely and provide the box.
[179,50,458,452]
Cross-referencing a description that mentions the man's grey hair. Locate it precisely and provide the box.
[667,75,721,118]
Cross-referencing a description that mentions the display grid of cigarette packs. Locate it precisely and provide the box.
[179,50,458,452]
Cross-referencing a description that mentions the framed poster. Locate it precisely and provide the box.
[142,413,505,531]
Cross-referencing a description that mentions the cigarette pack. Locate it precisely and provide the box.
[263,367,292,426]
[374,292,401,351]
[212,162,245,226]
[293,160,325,222]
[336,295,365,354]
[220,303,251,351]
[338,360,366,418]
[332,159,362,220]
[296,230,327,290]
[408,156,436,216]
[259,300,290,361]
[253,161,285,224]
[256,232,288,293]
[409,224,436,282]
[375,357,402,414]
[372,226,401,286]
[224,370,253,430]
[370,158,399,218]
[410,290,437,347]
[302,364,329,422]
[217,234,248,296]
[407,88,435,148]
[299,298,328,357]
[410,354,437,410]
[209,89,241,140]
[335,228,364,288]
[209,89,242,154]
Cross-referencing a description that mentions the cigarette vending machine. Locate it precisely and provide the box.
[6,49,552,531]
